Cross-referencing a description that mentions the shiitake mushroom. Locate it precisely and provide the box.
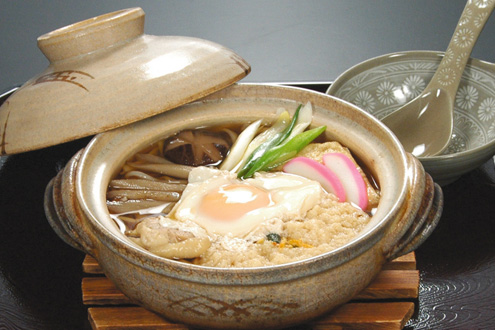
[163,129,233,166]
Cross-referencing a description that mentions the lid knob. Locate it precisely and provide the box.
[37,7,145,62]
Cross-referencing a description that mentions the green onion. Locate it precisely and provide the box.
[237,105,302,179]
[283,101,313,141]
[239,125,326,179]
[232,110,290,172]
[219,119,262,171]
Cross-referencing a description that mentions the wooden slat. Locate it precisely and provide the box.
[381,252,416,270]
[88,302,414,330]
[83,277,131,305]
[83,255,102,274]
[88,307,188,330]
[82,269,419,305]
[83,252,418,329]
[312,302,415,330]
[353,270,419,300]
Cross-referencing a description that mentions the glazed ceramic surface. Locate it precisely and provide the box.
[0,8,250,155]
[327,51,495,185]
[379,0,495,157]
[45,84,443,329]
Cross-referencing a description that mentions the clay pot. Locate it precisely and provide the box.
[45,84,442,329]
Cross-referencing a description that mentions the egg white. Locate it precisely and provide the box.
[171,167,322,237]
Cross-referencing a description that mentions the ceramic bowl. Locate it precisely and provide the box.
[327,51,495,186]
[44,83,443,329]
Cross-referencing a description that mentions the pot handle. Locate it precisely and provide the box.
[44,149,97,256]
[382,154,443,261]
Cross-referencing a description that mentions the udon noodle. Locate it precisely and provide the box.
[107,103,380,267]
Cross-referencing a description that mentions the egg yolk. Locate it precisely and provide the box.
[199,184,272,222]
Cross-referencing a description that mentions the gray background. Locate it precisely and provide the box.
[1,0,495,90]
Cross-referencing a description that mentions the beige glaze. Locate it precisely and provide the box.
[0,8,250,155]
[45,84,443,329]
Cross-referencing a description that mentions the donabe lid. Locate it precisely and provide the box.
[0,8,250,155]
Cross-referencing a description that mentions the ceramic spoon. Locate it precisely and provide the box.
[382,0,495,157]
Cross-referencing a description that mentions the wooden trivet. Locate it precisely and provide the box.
[82,252,418,330]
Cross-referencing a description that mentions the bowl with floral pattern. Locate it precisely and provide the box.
[327,50,495,186]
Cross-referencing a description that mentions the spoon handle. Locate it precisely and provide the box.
[428,0,495,94]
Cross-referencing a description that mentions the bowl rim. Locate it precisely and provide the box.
[74,83,411,283]
[326,50,495,162]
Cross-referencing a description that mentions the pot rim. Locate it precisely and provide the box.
[74,83,410,283]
